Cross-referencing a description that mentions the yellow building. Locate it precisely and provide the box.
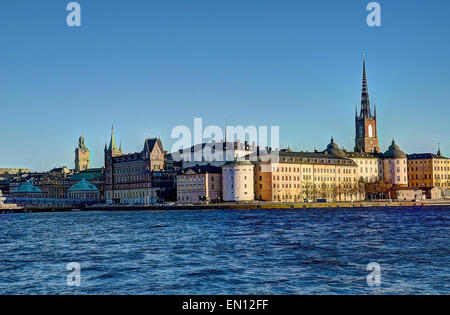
[407,149,450,189]
[252,149,360,203]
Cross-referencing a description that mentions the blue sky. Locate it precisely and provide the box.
[0,0,449,171]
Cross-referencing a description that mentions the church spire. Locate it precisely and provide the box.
[361,53,372,118]
[109,125,119,152]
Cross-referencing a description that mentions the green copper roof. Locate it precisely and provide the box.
[108,126,119,152]
[69,178,99,192]
[14,182,42,193]
[69,169,103,182]
[384,139,407,159]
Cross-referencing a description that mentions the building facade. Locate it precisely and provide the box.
[253,149,360,203]
[222,160,254,202]
[11,182,44,199]
[68,178,100,202]
[69,168,105,200]
[345,151,383,183]
[104,127,173,204]
[407,149,449,190]
[177,165,222,204]
[176,140,258,169]
[75,135,90,172]
[383,140,408,187]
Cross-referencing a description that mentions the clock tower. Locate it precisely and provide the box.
[354,54,380,153]
[75,134,90,172]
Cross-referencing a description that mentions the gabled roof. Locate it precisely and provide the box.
[144,138,163,154]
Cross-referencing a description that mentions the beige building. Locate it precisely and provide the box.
[252,148,360,203]
[177,165,222,204]
[395,187,423,201]
[222,160,254,202]
[345,152,383,183]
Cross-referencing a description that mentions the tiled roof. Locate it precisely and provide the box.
[247,151,358,166]
[183,165,222,174]
[407,153,448,160]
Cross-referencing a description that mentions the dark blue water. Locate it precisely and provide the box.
[0,207,449,295]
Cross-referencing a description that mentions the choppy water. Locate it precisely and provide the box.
[0,207,449,295]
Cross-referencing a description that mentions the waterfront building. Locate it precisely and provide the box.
[423,187,443,200]
[75,134,90,172]
[11,182,43,199]
[354,55,380,154]
[104,127,174,204]
[9,173,42,194]
[252,149,360,203]
[382,139,408,187]
[8,168,72,199]
[345,151,383,183]
[36,167,72,199]
[68,178,100,202]
[176,140,257,169]
[222,160,254,202]
[394,187,424,201]
[407,148,450,190]
[177,165,222,204]
[69,168,105,200]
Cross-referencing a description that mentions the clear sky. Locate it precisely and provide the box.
[1,0,449,171]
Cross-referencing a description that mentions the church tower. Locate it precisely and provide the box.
[354,54,380,153]
[104,126,123,201]
[75,134,90,172]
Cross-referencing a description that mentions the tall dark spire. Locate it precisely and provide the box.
[360,53,372,118]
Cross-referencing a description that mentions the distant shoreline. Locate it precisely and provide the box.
[1,201,450,214]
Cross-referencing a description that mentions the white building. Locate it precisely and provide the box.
[176,141,258,169]
[221,160,255,202]
[383,139,408,186]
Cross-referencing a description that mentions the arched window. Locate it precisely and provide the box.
[368,124,373,138]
